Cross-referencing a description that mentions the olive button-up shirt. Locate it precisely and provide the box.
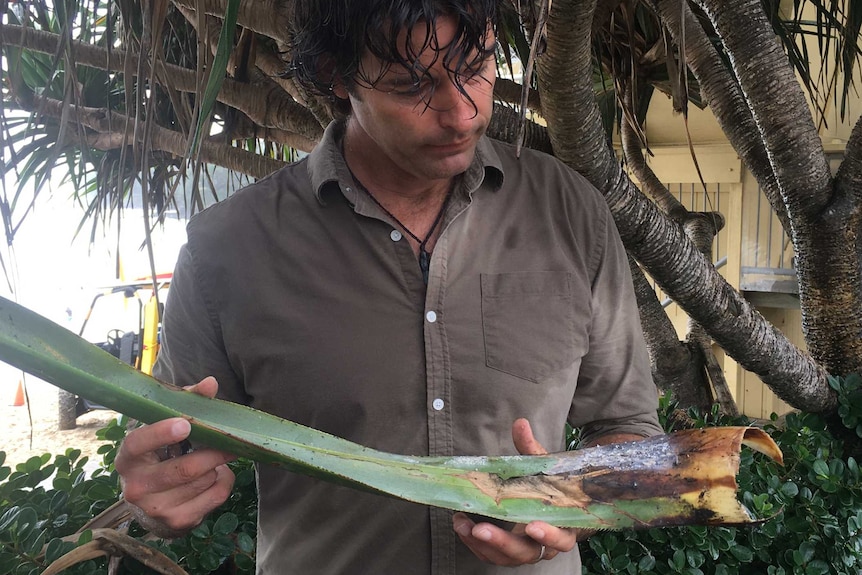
[153,121,661,575]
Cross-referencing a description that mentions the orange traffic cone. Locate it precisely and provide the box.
[12,380,24,407]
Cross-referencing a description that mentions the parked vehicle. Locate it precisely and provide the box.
[58,276,170,430]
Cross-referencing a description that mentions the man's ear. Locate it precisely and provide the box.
[332,79,349,100]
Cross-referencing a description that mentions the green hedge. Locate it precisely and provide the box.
[2,376,861,574]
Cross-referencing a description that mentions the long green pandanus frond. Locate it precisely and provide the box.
[0,296,782,530]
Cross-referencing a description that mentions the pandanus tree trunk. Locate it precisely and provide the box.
[534,0,836,417]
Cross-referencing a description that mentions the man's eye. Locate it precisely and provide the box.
[390,81,431,96]
[458,71,489,87]
[458,60,494,85]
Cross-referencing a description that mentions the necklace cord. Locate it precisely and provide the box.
[346,167,453,284]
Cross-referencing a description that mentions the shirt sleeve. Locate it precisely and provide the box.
[568,203,663,444]
[152,243,248,405]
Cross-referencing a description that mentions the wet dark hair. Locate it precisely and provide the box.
[289,0,497,117]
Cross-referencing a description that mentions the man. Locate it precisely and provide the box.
[115,1,662,573]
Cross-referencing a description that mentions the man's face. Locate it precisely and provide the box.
[340,16,496,187]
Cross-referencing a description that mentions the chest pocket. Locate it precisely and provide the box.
[481,272,578,383]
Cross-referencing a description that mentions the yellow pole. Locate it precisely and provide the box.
[139,295,161,375]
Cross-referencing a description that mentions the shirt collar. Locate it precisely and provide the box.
[472,133,505,193]
[307,121,505,206]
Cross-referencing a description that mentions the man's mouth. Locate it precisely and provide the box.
[428,139,472,153]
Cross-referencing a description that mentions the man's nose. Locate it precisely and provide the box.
[432,79,475,131]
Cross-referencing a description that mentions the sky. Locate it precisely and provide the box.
[0,175,188,387]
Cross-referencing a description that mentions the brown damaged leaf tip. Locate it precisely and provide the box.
[463,427,783,529]
[742,427,784,465]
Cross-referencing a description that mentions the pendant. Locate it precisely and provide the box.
[419,249,431,285]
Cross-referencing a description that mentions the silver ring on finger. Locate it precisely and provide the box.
[535,544,546,562]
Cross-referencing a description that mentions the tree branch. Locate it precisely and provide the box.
[628,254,712,408]
[487,104,553,154]
[620,79,688,222]
[694,1,862,377]
[652,0,791,236]
[695,0,832,221]
[1,24,322,148]
[836,115,862,200]
[536,0,616,185]
[169,0,291,44]
[33,96,286,179]
[493,78,542,111]
[223,115,317,150]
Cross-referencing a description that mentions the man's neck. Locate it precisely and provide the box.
[341,132,455,256]
[342,134,453,218]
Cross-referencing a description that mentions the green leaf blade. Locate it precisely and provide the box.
[0,295,780,531]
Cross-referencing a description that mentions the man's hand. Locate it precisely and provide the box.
[115,376,237,537]
[452,418,580,566]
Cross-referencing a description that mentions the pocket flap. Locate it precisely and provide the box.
[481,272,577,382]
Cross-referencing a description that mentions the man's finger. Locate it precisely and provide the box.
[121,449,236,502]
[116,418,193,466]
[185,375,219,398]
[454,518,541,566]
[169,464,236,529]
[134,463,236,533]
[525,521,578,554]
[132,466,221,517]
[452,514,492,563]
[155,450,237,492]
[511,418,548,456]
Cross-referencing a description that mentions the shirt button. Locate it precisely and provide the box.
[426,311,437,323]
[390,229,403,242]
[432,398,445,411]
[345,187,352,193]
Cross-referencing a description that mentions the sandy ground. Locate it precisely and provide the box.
[2,377,119,472]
